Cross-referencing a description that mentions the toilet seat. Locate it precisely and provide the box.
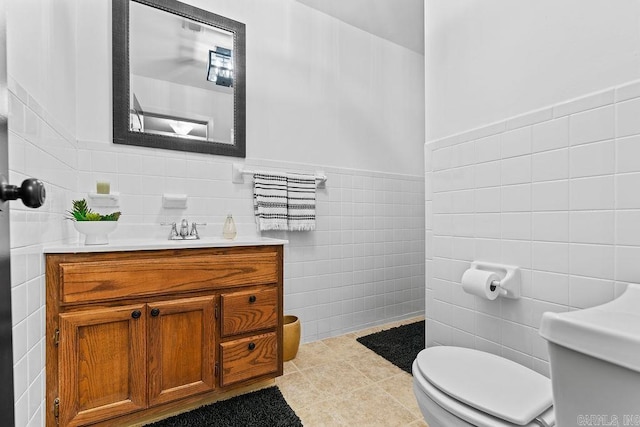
[413,347,555,427]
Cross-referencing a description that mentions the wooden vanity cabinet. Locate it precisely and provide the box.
[46,245,283,427]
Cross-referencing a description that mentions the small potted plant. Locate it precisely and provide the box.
[68,199,121,245]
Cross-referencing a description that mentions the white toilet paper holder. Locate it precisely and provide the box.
[470,261,521,299]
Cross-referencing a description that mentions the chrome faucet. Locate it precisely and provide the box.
[179,219,189,237]
[161,220,206,240]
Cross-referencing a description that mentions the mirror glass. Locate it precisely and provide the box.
[113,0,246,157]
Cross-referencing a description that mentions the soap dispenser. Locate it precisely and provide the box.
[222,214,237,240]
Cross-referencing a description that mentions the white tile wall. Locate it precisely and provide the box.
[8,79,78,427]
[425,79,640,377]
[9,78,425,426]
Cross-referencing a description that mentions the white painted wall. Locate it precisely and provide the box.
[79,0,426,175]
[7,1,426,425]
[425,0,640,141]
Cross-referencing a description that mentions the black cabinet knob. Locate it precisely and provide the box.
[150,308,160,317]
[0,177,46,208]
[131,310,142,319]
[248,295,256,303]
[248,342,256,351]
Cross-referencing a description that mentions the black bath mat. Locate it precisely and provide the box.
[145,386,302,427]
[356,320,425,374]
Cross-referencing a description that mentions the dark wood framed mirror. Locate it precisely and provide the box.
[113,0,246,157]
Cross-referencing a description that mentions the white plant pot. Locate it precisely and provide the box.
[73,221,118,245]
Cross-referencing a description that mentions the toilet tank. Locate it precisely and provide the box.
[540,284,640,426]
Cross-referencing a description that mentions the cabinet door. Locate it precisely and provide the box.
[59,304,147,427]
[148,296,216,406]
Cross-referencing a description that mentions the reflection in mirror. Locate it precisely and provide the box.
[129,2,233,143]
[113,0,246,157]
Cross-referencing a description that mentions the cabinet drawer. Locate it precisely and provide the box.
[59,251,278,304]
[220,287,278,336]
[219,333,278,387]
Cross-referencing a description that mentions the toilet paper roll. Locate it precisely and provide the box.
[461,269,501,300]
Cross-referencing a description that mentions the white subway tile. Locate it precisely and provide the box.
[532,271,569,305]
[615,245,640,283]
[501,156,531,185]
[616,97,640,138]
[616,135,640,173]
[569,105,615,146]
[616,210,640,246]
[474,161,501,188]
[569,276,614,309]
[475,313,501,343]
[451,141,476,168]
[532,180,568,211]
[501,127,531,159]
[532,117,569,153]
[554,90,614,118]
[432,146,452,171]
[433,236,453,258]
[501,240,531,269]
[616,173,640,209]
[474,134,501,164]
[532,212,569,242]
[569,140,615,178]
[432,214,453,236]
[570,211,614,245]
[452,190,475,214]
[475,238,501,262]
[501,213,531,240]
[474,214,501,239]
[459,121,506,145]
[501,184,531,212]
[452,329,475,348]
[433,192,452,214]
[449,166,475,191]
[76,149,91,172]
[532,148,568,182]
[475,187,501,213]
[501,297,533,326]
[569,176,614,210]
[569,244,615,280]
[451,305,476,333]
[117,153,142,175]
[507,108,553,131]
[452,237,475,261]
[452,214,475,238]
[429,320,452,346]
[616,80,640,102]
[141,156,165,176]
[431,278,452,302]
[532,242,569,274]
[91,150,117,173]
[501,322,533,355]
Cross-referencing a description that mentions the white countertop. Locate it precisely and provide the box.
[43,236,288,254]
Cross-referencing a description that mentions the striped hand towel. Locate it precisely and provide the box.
[286,173,316,231]
[253,172,289,231]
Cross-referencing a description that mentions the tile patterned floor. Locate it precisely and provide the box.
[276,316,428,427]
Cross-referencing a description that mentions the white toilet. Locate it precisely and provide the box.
[413,284,640,427]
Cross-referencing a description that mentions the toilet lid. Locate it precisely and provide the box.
[415,347,553,426]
